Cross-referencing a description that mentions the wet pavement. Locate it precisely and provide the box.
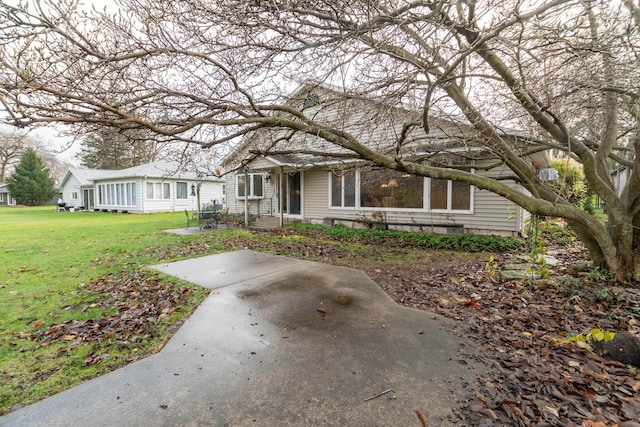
[1,250,486,426]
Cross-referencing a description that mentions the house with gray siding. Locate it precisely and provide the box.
[0,183,16,206]
[59,160,224,213]
[223,84,554,237]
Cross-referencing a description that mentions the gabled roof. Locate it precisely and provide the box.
[224,83,548,170]
[60,160,223,187]
[94,160,222,181]
[59,168,107,188]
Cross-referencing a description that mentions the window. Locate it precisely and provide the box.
[429,178,471,211]
[0,193,5,203]
[146,182,171,200]
[430,179,448,210]
[71,192,78,199]
[328,169,472,212]
[176,182,188,199]
[236,173,264,199]
[360,168,423,209]
[126,183,136,205]
[116,184,122,205]
[330,171,356,207]
[97,182,136,206]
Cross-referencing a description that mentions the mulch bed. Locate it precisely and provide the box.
[372,258,640,426]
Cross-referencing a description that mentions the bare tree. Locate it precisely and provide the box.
[0,127,63,182]
[1,0,639,282]
[0,129,27,181]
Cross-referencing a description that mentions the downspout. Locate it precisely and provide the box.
[279,166,284,227]
[244,168,249,227]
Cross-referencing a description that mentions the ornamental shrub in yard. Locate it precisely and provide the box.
[6,148,57,205]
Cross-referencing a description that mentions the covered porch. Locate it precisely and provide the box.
[230,155,307,227]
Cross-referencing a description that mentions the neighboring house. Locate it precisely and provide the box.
[59,168,103,210]
[0,183,16,206]
[611,166,631,198]
[223,84,554,237]
[59,160,224,213]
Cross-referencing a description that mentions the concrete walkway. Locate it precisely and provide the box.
[1,250,485,426]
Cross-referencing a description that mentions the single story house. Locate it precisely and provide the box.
[0,183,16,206]
[223,84,554,237]
[59,160,224,213]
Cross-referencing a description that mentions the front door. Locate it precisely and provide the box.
[279,171,301,215]
[83,189,95,210]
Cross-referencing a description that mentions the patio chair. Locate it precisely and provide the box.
[185,209,198,228]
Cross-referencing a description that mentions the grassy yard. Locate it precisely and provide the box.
[0,206,214,414]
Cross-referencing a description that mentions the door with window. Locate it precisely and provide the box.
[278,171,301,215]
[83,189,94,210]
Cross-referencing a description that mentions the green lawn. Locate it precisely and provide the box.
[0,206,213,414]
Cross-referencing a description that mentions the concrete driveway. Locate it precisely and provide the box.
[1,250,485,426]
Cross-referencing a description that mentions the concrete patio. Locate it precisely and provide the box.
[1,250,485,426]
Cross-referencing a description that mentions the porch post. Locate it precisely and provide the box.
[279,166,284,227]
[196,183,201,211]
[244,168,249,227]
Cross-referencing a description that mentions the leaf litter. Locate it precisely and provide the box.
[223,228,640,426]
[21,227,640,425]
[30,270,197,363]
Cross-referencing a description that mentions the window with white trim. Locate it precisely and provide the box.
[236,173,264,199]
[428,178,471,211]
[97,182,136,206]
[176,182,188,199]
[146,182,170,200]
[360,168,423,209]
[330,171,356,208]
[329,169,472,212]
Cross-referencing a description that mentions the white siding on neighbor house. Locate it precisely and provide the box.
[612,167,629,197]
[94,178,224,213]
[60,174,83,208]
[140,179,224,213]
[178,181,225,211]
[0,188,15,206]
